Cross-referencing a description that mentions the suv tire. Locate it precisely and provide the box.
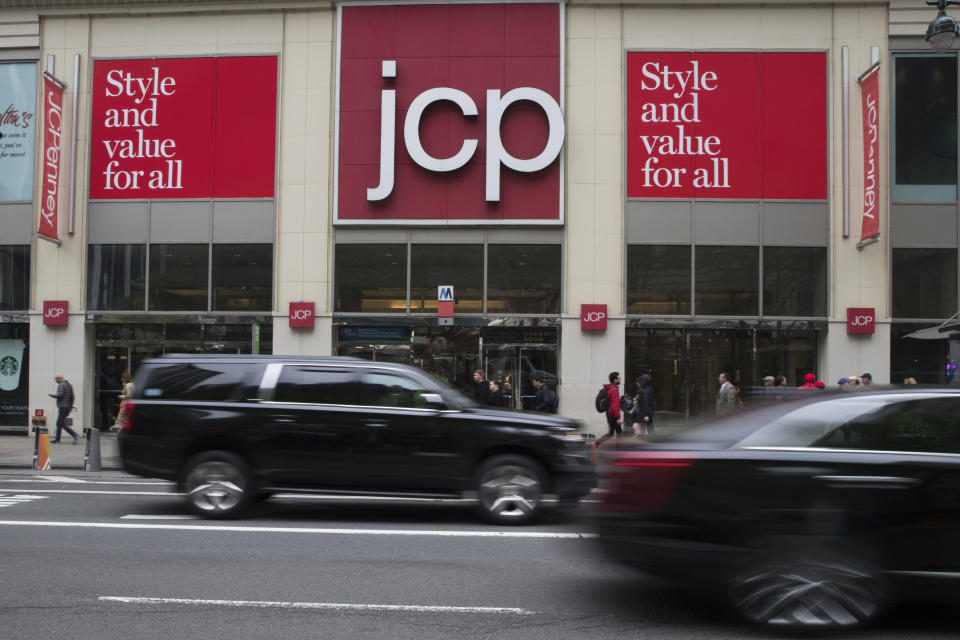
[473,454,546,525]
[182,451,253,519]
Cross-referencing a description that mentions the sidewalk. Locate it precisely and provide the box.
[0,431,122,471]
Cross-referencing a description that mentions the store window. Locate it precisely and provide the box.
[892,248,958,319]
[411,244,482,312]
[763,246,827,317]
[627,245,691,315]
[0,246,30,311]
[695,246,759,316]
[487,245,561,314]
[87,244,146,311]
[149,244,209,311]
[893,54,957,202]
[212,244,273,312]
[334,244,407,313]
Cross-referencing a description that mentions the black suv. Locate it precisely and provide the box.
[118,355,595,524]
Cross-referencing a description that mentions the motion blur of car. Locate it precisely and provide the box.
[118,355,595,524]
[594,387,960,631]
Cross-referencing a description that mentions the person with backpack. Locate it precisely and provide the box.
[596,372,622,446]
[531,375,558,413]
[632,374,656,438]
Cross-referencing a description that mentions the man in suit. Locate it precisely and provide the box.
[716,371,738,416]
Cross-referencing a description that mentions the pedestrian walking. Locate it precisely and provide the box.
[632,374,656,438]
[531,375,557,413]
[861,372,873,386]
[798,372,818,389]
[488,379,505,407]
[472,369,490,405]
[597,372,622,446]
[716,372,738,415]
[48,373,78,444]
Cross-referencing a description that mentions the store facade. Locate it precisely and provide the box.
[1,0,916,435]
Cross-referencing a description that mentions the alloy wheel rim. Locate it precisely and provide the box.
[478,464,542,519]
[731,558,881,627]
[186,461,245,513]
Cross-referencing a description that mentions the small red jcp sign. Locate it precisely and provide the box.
[847,307,875,334]
[289,302,315,329]
[43,300,68,326]
[581,304,608,331]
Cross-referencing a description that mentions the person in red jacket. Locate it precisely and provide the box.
[798,373,818,389]
[597,371,622,446]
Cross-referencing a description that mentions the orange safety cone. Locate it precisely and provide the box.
[34,429,52,471]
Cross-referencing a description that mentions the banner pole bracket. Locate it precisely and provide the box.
[856,235,880,251]
[37,233,63,248]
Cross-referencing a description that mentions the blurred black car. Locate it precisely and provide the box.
[594,388,960,630]
[118,355,594,524]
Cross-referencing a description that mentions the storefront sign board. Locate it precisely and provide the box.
[289,302,315,328]
[89,57,278,199]
[38,73,64,241]
[0,62,37,202]
[847,307,875,334]
[336,2,563,224]
[581,304,607,331]
[627,52,827,200]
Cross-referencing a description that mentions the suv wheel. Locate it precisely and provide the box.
[473,454,546,525]
[727,537,886,629]
[182,451,252,519]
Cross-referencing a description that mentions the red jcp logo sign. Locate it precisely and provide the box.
[847,308,875,335]
[289,302,315,329]
[581,304,607,332]
[43,300,69,326]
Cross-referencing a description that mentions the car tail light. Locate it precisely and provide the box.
[116,401,134,434]
[600,451,696,515]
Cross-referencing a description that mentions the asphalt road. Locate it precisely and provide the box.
[1,473,959,640]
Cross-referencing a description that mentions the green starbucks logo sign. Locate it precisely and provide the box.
[0,356,17,376]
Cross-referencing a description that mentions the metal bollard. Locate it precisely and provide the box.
[83,427,101,472]
[33,427,50,470]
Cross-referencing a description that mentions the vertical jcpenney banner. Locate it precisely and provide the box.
[627,52,827,199]
[859,65,880,242]
[0,62,37,201]
[90,57,278,199]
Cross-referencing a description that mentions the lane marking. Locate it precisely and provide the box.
[98,596,535,615]
[0,489,175,496]
[0,520,596,539]
[34,475,86,484]
[121,515,198,520]
[0,494,49,508]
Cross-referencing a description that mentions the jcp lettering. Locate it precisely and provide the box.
[368,60,564,203]
[291,308,313,320]
[583,311,606,322]
[851,314,873,326]
[44,307,65,319]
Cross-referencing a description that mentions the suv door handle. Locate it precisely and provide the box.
[364,420,389,429]
[273,415,297,424]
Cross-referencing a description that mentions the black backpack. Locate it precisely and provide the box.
[595,387,610,413]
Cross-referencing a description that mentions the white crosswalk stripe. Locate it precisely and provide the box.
[0,494,49,508]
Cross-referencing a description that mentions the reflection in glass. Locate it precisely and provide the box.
[695,246,758,316]
[212,244,273,311]
[763,247,826,317]
[892,248,957,319]
[893,55,957,201]
[149,244,209,311]
[86,244,145,311]
[487,245,560,314]
[335,244,407,313]
[411,244,482,312]
[0,245,30,311]
[627,245,691,314]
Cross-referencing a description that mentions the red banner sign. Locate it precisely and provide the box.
[336,3,562,223]
[859,65,880,242]
[627,52,827,199]
[90,57,277,199]
[847,307,875,335]
[38,74,64,241]
[42,300,68,326]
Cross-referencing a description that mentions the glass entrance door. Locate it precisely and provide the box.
[483,345,557,410]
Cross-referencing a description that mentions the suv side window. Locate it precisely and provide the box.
[274,366,357,405]
[359,371,432,409]
[140,362,263,402]
[815,398,960,453]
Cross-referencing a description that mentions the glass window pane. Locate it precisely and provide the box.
[149,244,209,311]
[140,362,264,402]
[86,244,145,311]
[359,371,431,408]
[0,245,30,311]
[763,246,826,317]
[894,54,957,201]
[411,244,482,312]
[212,244,273,311]
[334,244,407,313]
[695,246,758,316]
[627,245,691,314]
[487,244,560,314]
[892,248,957,319]
[274,366,358,404]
